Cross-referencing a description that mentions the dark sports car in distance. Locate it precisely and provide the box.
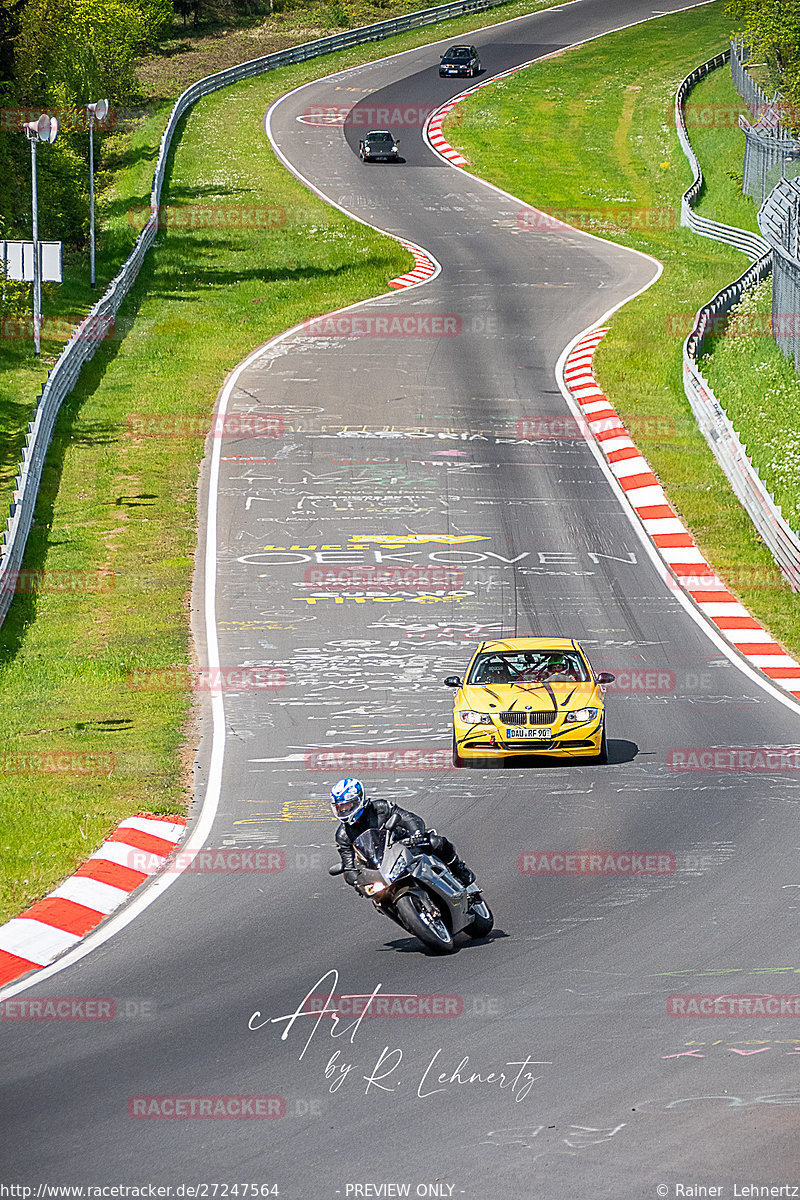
[439,44,482,77]
[359,130,400,162]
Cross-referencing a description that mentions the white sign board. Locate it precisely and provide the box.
[1,240,62,283]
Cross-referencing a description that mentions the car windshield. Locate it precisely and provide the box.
[445,48,471,60]
[368,132,393,143]
[467,650,589,685]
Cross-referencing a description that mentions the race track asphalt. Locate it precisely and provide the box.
[4,1,800,1194]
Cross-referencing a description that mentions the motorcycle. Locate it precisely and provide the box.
[329,815,493,954]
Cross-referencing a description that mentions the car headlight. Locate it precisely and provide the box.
[459,710,493,725]
[564,707,599,724]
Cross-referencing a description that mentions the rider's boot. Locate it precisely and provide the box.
[449,857,476,886]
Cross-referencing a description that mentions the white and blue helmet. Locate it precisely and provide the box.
[330,778,367,824]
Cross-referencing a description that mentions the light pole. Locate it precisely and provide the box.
[22,113,58,357]
[85,99,108,288]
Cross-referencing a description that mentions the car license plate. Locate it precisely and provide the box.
[506,727,551,740]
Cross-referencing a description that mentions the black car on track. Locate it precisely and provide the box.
[359,130,400,162]
[439,44,482,78]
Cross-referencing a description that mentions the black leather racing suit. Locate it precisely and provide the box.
[335,799,469,890]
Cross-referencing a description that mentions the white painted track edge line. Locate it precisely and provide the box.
[0,0,762,1001]
[421,0,718,169]
[556,335,800,717]
[0,42,449,1004]
[414,8,800,716]
[0,333,253,999]
[262,78,441,291]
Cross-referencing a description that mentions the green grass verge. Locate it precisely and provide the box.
[688,65,758,233]
[0,0,570,923]
[700,280,800,535]
[445,0,800,654]
[0,0,562,527]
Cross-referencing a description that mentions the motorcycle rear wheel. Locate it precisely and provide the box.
[396,892,455,954]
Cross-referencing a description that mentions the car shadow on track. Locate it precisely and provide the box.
[457,739,639,769]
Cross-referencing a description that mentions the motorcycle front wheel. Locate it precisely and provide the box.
[465,900,494,938]
[396,891,454,954]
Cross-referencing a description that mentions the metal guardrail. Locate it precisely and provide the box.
[0,0,511,629]
[676,53,800,593]
[675,50,770,261]
[681,259,800,594]
[758,176,800,369]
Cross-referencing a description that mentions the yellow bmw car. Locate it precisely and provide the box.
[445,637,615,766]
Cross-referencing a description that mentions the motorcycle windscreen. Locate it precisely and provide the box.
[352,827,388,867]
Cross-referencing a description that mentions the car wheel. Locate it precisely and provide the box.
[452,733,464,768]
[594,722,608,765]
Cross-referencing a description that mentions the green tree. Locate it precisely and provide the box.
[16,0,172,105]
[728,0,800,107]
[0,0,27,87]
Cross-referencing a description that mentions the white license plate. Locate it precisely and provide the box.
[505,727,551,740]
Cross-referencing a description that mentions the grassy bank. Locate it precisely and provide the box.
[0,0,562,526]
[444,0,800,654]
[0,0,570,923]
[700,280,800,535]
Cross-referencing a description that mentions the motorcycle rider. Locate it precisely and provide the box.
[330,778,476,894]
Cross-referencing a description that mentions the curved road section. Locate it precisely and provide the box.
[4,1,800,1194]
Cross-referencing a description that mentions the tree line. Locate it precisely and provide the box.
[728,0,800,109]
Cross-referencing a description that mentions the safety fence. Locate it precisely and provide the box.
[731,40,800,205]
[730,37,778,115]
[677,54,800,592]
[0,0,511,629]
[758,176,800,369]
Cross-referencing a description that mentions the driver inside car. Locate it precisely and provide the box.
[533,654,580,682]
[330,778,476,893]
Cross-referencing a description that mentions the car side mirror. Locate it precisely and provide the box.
[443,676,462,687]
[596,672,615,684]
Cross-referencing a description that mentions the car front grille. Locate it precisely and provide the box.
[500,711,557,725]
